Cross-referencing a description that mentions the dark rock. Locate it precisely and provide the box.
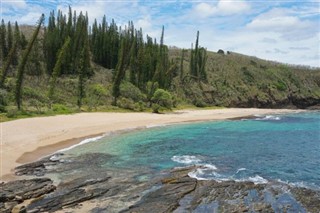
[26,176,112,212]
[290,187,320,213]
[124,167,197,213]
[0,178,55,213]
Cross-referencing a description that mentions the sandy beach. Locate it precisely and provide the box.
[0,108,302,181]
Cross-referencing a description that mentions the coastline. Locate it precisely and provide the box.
[0,108,303,182]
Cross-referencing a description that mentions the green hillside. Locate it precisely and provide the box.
[169,49,320,108]
[0,9,319,120]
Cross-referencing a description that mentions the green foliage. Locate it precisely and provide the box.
[85,83,109,109]
[15,14,44,110]
[0,89,8,112]
[48,37,71,101]
[152,89,173,109]
[189,31,207,80]
[0,41,18,86]
[52,104,73,114]
[274,80,287,91]
[120,81,146,102]
[134,101,146,112]
[117,97,135,110]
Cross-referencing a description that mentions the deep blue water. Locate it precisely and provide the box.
[65,112,320,188]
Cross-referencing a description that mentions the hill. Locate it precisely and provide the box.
[0,10,319,120]
[169,49,320,109]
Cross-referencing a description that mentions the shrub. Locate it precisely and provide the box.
[152,89,173,109]
[274,81,287,91]
[0,89,8,112]
[120,81,146,102]
[152,103,161,113]
[117,97,135,110]
[86,83,109,109]
[52,104,72,114]
[134,101,146,112]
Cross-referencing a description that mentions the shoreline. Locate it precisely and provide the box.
[0,108,304,182]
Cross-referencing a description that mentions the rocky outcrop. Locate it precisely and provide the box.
[3,157,320,213]
[0,178,55,213]
[124,167,319,213]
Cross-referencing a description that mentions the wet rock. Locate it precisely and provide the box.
[15,154,65,176]
[290,187,320,213]
[0,178,55,212]
[26,176,112,212]
[124,167,197,213]
[123,166,318,213]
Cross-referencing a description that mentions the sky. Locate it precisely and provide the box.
[1,0,319,67]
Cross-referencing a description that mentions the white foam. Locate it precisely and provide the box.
[188,169,209,180]
[146,124,167,128]
[236,168,247,174]
[171,155,202,164]
[203,164,218,170]
[248,175,268,184]
[55,135,106,153]
[255,115,281,121]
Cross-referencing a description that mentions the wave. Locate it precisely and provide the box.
[55,134,107,153]
[146,124,168,129]
[247,175,268,184]
[236,168,247,174]
[254,115,281,121]
[171,155,202,164]
[276,179,320,190]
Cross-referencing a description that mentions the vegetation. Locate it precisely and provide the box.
[0,8,319,120]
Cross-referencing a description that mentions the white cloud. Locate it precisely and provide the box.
[194,0,250,18]
[246,8,317,40]
[2,0,27,9]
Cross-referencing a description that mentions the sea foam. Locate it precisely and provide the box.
[171,155,202,164]
[55,135,106,153]
[254,115,281,121]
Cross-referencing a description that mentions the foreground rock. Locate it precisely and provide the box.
[124,167,320,213]
[0,178,55,213]
[3,155,320,213]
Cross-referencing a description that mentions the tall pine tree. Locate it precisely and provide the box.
[15,14,44,110]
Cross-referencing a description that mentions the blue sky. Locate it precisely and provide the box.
[1,0,319,67]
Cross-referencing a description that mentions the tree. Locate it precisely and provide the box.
[180,49,185,81]
[112,38,130,104]
[7,22,13,53]
[12,21,20,65]
[15,14,44,110]
[0,41,17,87]
[48,37,71,103]
[189,31,207,80]
[0,19,8,61]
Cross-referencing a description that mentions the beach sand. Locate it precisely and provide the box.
[0,108,302,181]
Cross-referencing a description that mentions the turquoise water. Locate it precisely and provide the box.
[65,112,320,188]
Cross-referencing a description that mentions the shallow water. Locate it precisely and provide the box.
[64,111,320,189]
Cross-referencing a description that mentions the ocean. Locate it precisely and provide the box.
[63,111,320,189]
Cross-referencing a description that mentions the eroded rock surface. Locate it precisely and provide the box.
[2,155,320,213]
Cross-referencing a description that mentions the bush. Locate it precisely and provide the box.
[117,97,135,110]
[274,81,287,91]
[120,82,146,102]
[52,104,72,114]
[134,101,146,112]
[0,89,8,112]
[86,83,109,109]
[152,89,173,110]
[152,103,161,113]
